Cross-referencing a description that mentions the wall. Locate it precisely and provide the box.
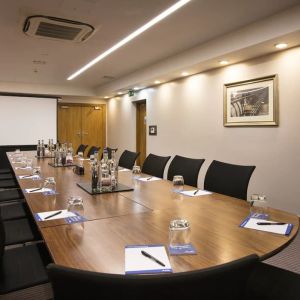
[107,47,300,214]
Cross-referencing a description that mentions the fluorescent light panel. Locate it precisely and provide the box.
[67,0,191,80]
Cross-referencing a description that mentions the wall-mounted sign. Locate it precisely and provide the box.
[128,89,135,97]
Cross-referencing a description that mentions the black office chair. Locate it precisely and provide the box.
[86,146,101,158]
[76,144,88,155]
[101,147,118,160]
[0,189,24,203]
[167,155,205,187]
[0,168,12,174]
[0,179,19,189]
[0,202,27,221]
[48,254,260,300]
[118,150,140,170]
[204,160,256,200]
[0,213,51,296]
[0,173,14,180]
[142,153,171,178]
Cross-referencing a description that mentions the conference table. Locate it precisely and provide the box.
[7,151,299,274]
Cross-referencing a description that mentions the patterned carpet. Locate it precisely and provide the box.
[264,229,300,274]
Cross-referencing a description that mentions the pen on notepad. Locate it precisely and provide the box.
[44,211,62,220]
[141,250,165,267]
[193,189,200,195]
[256,222,287,225]
[29,187,42,193]
[146,177,153,181]
[22,175,32,178]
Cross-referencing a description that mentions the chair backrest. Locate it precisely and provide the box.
[47,254,259,300]
[204,160,256,200]
[0,207,5,261]
[87,146,101,158]
[101,147,118,160]
[118,150,140,170]
[142,153,171,178]
[167,155,205,187]
[76,144,88,155]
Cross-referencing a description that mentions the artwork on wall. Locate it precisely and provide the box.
[223,74,278,126]
[149,125,157,135]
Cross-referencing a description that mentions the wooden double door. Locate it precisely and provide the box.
[58,104,106,156]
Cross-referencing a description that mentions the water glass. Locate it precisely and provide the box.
[132,165,141,178]
[32,166,41,176]
[172,175,184,192]
[68,196,83,208]
[78,151,83,158]
[43,177,56,192]
[169,219,191,247]
[250,195,268,215]
[26,159,33,168]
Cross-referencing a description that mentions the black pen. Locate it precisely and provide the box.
[29,187,42,193]
[44,211,62,220]
[22,175,32,178]
[141,250,165,267]
[147,177,153,181]
[194,189,200,195]
[256,222,287,225]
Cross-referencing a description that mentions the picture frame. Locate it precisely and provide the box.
[149,125,157,136]
[223,74,278,126]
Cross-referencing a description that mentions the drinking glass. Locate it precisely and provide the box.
[78,151,83,159]
[43,177,56,193]
[250,195,268,215]
[132,165,141,178]
[169,219,191,247]
[68,196,84,209]
[26,158,33,169]
[172,175,184,192]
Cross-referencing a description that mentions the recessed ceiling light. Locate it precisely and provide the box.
[67,0,191,80]
[275,43,288,49]
[154,80,161,84]
[133,87,139,90]
[117,92,123,95]
[181,72,189,76]
[219,60,229,65]
[104,96,109,99]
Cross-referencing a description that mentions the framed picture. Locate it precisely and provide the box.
[223,74,278,126]
[149,125,157,135]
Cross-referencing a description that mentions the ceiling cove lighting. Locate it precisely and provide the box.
[67,0,191,80]
[154,80,161,84]
[181,72,189,76]
[275,43,288,49]
[219,60,229,65]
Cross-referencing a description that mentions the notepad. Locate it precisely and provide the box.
[35,210,76,221]
[240,217,293,235]
[118,168,130,172]
[169,243,197,255]
[179,190,212,197]
[125,245,172,274]
[15,166,32,170]
[19,175,40,180]
[137,177,161,182]
[24,187,52,194]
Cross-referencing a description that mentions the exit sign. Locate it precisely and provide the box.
[128,89,135,97]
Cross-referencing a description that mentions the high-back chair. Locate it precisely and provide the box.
[204,160,256,200]
[101,147,118,160]
[86,146,101,158]
[0,209,50,296]
[76,144,88,155]
[167,155,205,187]
[47,255,259,300]
[118,150,140,170]
[142,153,171,178]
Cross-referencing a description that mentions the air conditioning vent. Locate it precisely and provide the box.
[23,15,95,42]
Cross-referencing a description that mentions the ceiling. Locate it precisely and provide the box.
[1,0,300,97]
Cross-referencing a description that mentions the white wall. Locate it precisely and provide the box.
[107,47,300,214]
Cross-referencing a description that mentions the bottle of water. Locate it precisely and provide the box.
[110,150,118,189]
[41,139,45,157]
[37,139,41,157]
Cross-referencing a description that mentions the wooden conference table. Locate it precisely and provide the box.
[8,151,299,274]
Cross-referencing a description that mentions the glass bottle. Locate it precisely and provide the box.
[110,150,118,189]
[37,139,41,157]
[91,161,99,192]
[41,139,45,157]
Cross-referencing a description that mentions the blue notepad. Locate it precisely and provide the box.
[125,245,172,275]
[169,243,197,255]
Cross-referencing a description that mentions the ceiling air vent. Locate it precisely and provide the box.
[23,15,95,42]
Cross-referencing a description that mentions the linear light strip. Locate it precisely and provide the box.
[67,0,191,80]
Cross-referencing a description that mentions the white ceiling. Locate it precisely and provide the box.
[1,0,300,96]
